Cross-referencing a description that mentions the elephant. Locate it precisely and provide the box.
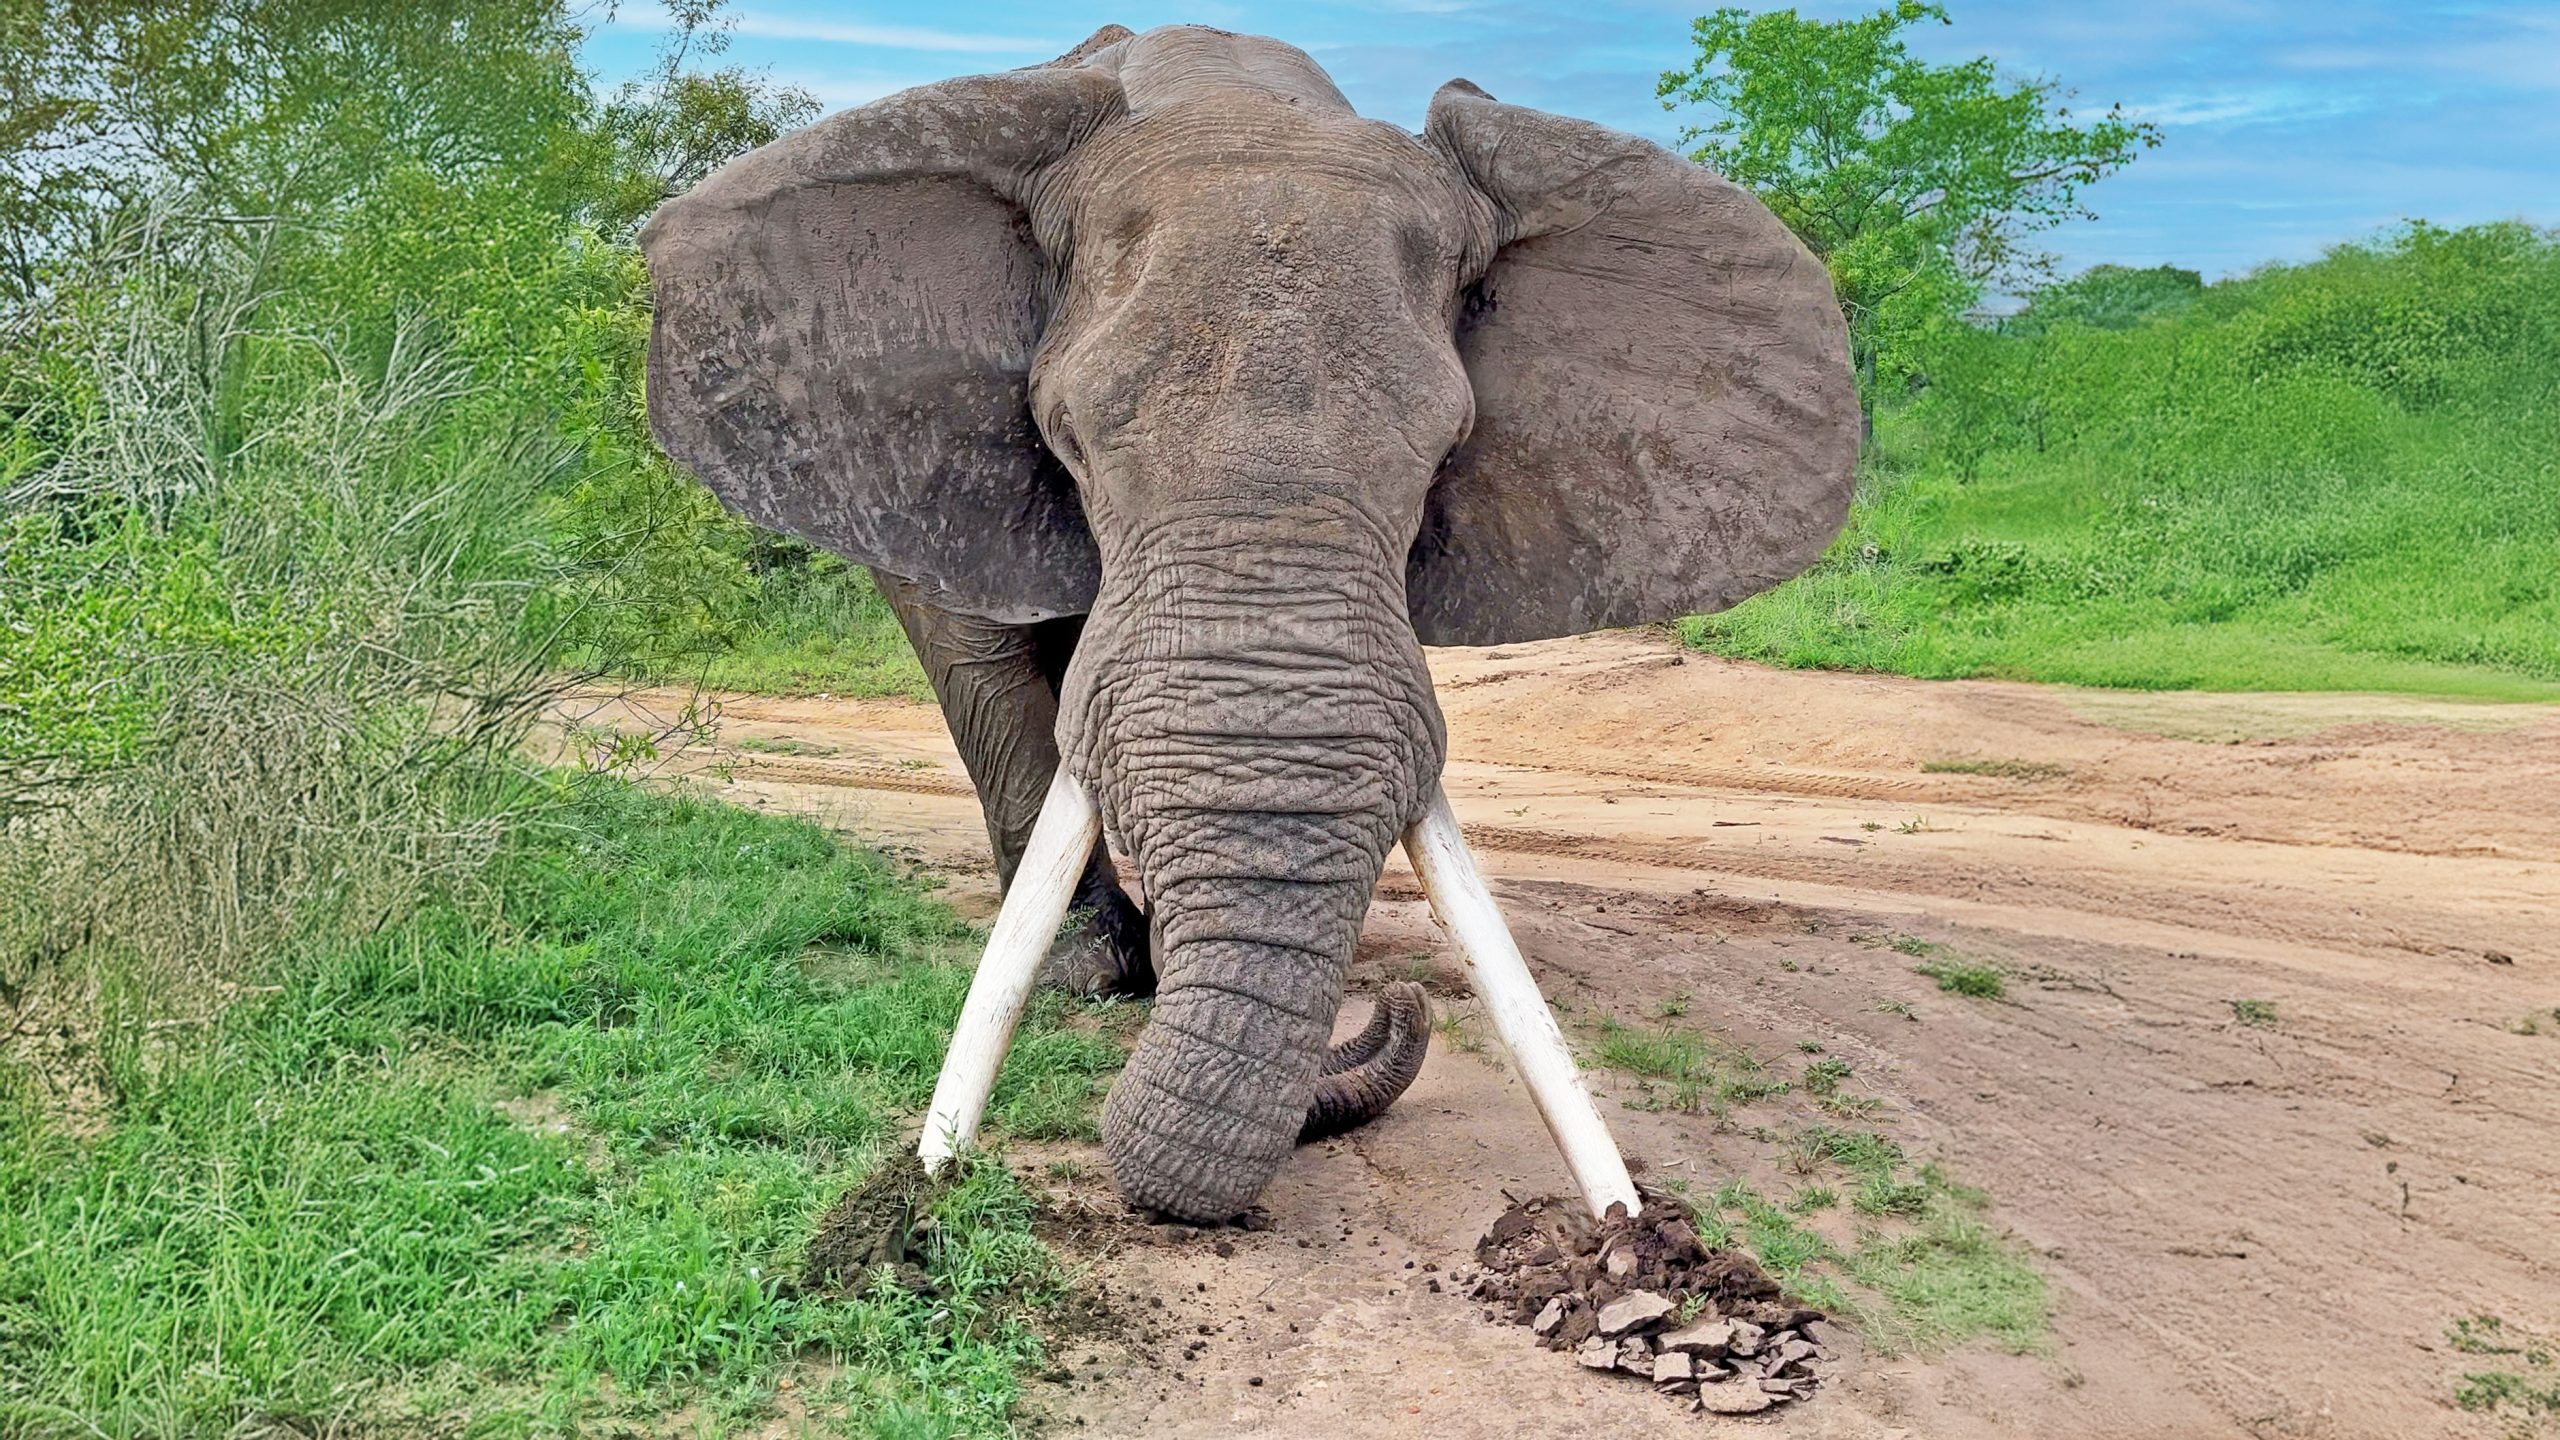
[640,24,1859,1223]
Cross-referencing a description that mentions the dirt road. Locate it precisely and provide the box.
[574,630,2560,1439]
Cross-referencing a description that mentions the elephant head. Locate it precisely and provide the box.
[641,26,1858,1221]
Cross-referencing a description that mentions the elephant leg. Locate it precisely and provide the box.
[871,567,1152,997]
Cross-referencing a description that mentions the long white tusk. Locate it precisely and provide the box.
[918,767,1101,1175]
[1403,786,1642,1220]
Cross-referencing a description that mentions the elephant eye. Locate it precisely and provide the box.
[1044,406,1086,472]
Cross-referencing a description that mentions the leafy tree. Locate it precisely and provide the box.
[1659,1,2160,411]
[588,0,819,241]
[0,0,592,312]
[2005,263,2202,336]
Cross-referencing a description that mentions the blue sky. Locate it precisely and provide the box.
[578,1,2560,282]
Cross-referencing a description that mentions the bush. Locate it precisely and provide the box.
[1689,222,2560,694]
[1,222,570,1088]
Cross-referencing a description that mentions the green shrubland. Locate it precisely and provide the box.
[1686,223,2560,694]
[0,781,1108,1436]
[0,6,998,1432]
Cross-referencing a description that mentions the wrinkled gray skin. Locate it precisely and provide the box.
[642,26,1860,1222]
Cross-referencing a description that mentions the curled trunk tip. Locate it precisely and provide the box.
[1301,981,1433,1142]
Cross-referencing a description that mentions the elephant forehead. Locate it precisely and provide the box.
[1107,26,1357,117]
[1057,113,1478,275]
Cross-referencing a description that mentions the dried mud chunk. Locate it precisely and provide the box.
[1472,1185,1835,1409]
[1658,1317,1741,1356]
[1766,1335,1819,1373]
[1697,1379,1779,1415]
[1597,1290,1676,1336]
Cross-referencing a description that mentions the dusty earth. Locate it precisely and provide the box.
[564,630,2560,1439]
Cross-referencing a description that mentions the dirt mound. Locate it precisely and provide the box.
[801,1153,940,1294]
[1466,1190,1831,1415]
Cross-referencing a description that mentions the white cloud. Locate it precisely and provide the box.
[2123,89,2368,128]
[2278,10,2560,91]
[610,2,1057,55]
[727,12,1058,54]
[764,70,927,109]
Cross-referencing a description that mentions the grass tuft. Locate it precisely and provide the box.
[2229,998,2279,1028]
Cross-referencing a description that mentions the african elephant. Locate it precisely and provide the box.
[641,25,1858,1222]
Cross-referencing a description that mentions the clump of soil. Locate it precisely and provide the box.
[1465,1189,1833,1415]
[801,1153,941,1294]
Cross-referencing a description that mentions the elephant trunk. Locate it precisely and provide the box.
[1304,981,1432,1141]
[1099,837,1375,1219]
[1064,520,1445,1220]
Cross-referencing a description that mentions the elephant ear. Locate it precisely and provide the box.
[1408,81,1861,646]
[640,36,1129,623]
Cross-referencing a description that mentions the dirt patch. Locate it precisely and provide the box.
[579,629,2560,1438]
[1467,1190,1830,1415]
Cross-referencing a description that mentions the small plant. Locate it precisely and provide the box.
[1889,934,1939,957]
[1798,1040,1825,1053]
[1434,1011,1486,1055]
[1791,1185,1840,1213]
[2445,1314,2560,1422]
[1781,1130,1829,1176]
[1657,990,1693,1018]
[1389,952,1440,985]
[2230,998,2278,1028]
[1918,960,2005,999]
[1803,1056,1855,1096]
[1819,1091,1885,1119]
[2450,1315,2526,1357]
[1895,816,1941,835]
[1854,1172,1933,1217]
[733,734,836,757]
[1860,820,1884,832]
[1920,758,2067,781]
[1875,998,1917,1020]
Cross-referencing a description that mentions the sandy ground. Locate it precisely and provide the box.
[561,630,2560,1439]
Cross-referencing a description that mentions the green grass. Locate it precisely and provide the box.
[2447,1315,2560,1426]
[1683,1128,2047,1357]
[0,780,1118,1437]
[1891,937,2006,999]
[1916,960,2006,1000]
[2229,998,2279,1028]
[1919,758,2068,781]
[593,559,932,701]
[1594,1008,2048,1357]
[1594,1018,1788,1112]
[736,735,840,757]
[1685,223,2560,698]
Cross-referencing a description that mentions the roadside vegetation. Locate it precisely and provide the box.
[1685,225,2560,694]
[1588,1013,2048,1355]
[1660,4,2557,697]
[0,4,1020,1433]
[1,782,1114,1435]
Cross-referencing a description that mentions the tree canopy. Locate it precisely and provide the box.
[1659,1,2160,407]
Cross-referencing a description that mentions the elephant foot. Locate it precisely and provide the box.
[1042,877,1154,999]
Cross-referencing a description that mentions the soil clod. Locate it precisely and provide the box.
[801,1153,942,1295]
[1467,1188,1832,1413]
